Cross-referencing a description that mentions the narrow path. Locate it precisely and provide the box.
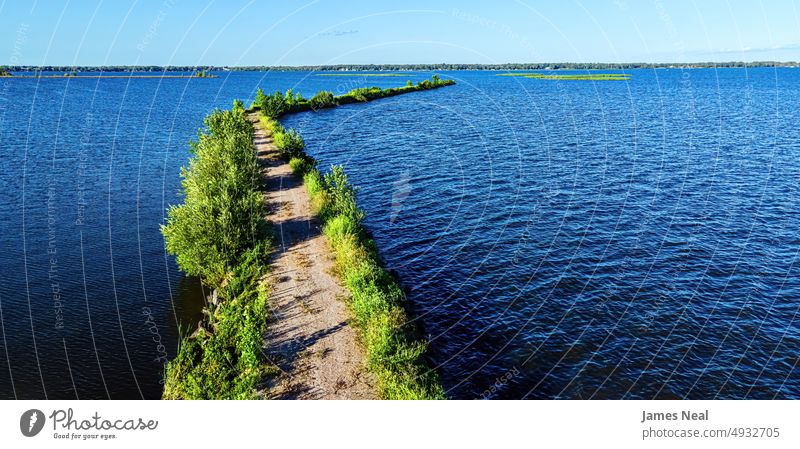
[250,113,376,399]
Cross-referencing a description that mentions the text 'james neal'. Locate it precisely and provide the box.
[641,410,709,423]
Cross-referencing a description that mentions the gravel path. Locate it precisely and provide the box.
[250,113,376,399]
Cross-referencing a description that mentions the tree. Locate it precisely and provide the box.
[252,88,267,110]
[260,91,287,119]
[310,90,335,110]
[161,108,265,288]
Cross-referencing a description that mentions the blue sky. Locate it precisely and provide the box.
[2,0,800,65]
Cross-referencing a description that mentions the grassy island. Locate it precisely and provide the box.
[192,70,217,78]
[0,68,12,77]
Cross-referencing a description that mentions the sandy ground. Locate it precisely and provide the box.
[250,113,376,399]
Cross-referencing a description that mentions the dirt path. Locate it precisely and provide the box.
[250,113,376,399]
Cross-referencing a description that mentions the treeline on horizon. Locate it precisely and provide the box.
[3,61,800,72]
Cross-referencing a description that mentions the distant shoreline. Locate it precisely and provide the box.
[0,75,218,79]
[2,61,799,73]
[0,69,217,78]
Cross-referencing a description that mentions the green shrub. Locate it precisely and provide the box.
[162,246,274,400]
[347,87,378,102]
[322,165,365,224]
[161,107,264,289]
[259,116,285,136]
[284,88,304,107]
[310,90,336,109]
[261,91,288,119]
[252,87,267,110]
[162,106,274,400]
[284,88,296,107]
[289,156,314,175]
[273,128,305,158]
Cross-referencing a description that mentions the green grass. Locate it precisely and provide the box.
[162,245,277,399]
[258,115,446,400]
[498,72,630,81]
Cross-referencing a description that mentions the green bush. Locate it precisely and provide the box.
[284,88,304,107]
[345,87,381,102]
[310,90,336,109]
[259,116,284,136]
[162,246,274,399]
[322,165,364,224]
[261,91,288,119]
[273,128,305,158]
[162,106,274,400]
[289,156,314,175]
[252,87,267,110]
[162,107,264,289]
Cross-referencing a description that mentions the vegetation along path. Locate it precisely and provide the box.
[250,112,376,399]
[161,77,451,399]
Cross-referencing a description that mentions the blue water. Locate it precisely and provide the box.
[1,69,798,399]
[283,68,800,399]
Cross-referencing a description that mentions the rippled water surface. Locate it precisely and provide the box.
[284,68,800,399]
[1,69,798,398]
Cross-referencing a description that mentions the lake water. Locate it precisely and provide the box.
[1,69,798,399]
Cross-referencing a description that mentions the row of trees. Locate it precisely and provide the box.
[5,61,800,73]
[0,65,220,72]
[250,75,455,117]
[161,102,272,399]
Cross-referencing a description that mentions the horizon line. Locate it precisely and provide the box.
[4,60,800,69]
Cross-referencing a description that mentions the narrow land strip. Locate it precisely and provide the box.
[250,112,376,399]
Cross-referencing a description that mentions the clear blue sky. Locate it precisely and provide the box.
[2,0,800,66]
